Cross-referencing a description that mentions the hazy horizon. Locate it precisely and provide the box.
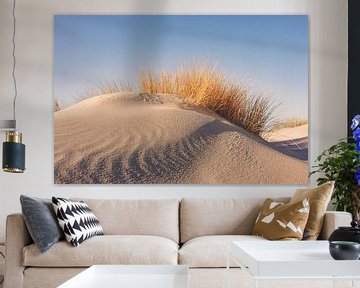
[54,15,308,120]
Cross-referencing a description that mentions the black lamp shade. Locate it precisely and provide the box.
[2,141,25,173]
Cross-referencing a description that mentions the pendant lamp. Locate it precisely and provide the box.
[1,0,26,173]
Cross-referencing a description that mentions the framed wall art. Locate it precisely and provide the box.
[54,15,308,184]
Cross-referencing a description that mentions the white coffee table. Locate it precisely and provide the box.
[228,241,360,288]
[58,265,189,288]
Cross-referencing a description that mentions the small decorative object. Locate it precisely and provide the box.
[310,114,360,222]
[329,241,360,260]
[329,221,360,244]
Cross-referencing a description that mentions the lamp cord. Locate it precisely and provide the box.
[11,0,18,129]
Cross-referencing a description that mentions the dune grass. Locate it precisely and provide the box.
[273,118,308,130]
[139,64,278,135]
[56,63,279,136]
[74,81,134,103]
[54,99,62,112]
[92,81,133,95]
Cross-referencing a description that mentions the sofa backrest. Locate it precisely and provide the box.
[180,198,289,243]
[72,198,180,243]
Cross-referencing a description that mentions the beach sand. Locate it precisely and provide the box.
[54,93,308,184]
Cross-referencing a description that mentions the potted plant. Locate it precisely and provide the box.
[310,115,360,222]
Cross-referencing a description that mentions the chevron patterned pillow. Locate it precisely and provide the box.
[52,197,104,246]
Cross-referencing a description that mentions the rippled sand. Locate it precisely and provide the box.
[54,93,308,184]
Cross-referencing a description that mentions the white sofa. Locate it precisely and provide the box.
[4,198,352,288]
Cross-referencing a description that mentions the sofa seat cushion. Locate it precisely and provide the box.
[23,235,179,267]
[179,235,267,268]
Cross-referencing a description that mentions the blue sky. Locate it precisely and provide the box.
[54,15,308,119]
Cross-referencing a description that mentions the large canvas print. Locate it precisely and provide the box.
[54,15,308,184]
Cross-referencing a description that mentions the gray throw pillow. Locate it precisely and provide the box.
[20,195,64,253]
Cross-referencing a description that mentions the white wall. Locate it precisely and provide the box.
[0,0,348,242]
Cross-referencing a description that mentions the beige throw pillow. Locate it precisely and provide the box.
[290,181,334,240]
[252,198,310,240]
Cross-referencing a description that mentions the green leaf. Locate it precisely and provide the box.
[310,138,360,215]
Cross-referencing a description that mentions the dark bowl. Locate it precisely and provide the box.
[329,241,360,260]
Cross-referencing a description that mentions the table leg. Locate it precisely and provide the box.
[333,279,345,288]
[352,279,360,288]
[252,278,258,288]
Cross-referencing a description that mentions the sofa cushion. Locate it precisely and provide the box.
[20,195,64,253]
[252,198,310,240]
[290,181,334,240]
[24,268,86,288]
[180,198,288,243]
[23,235,178,267]
[72,199,179,243]
[179,235,267,268]
[52,197,104,247]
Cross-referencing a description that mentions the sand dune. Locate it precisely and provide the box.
[265,125,308,161]
[54,93,308,184]
[266,124,308,142]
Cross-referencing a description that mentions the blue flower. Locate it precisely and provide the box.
[356,168,360,186]
[357,142,360,152]
[353,128,360,142]
[352,115,360,130]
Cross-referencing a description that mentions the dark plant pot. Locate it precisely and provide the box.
[329,241,360,260]
[328,221,360,244]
